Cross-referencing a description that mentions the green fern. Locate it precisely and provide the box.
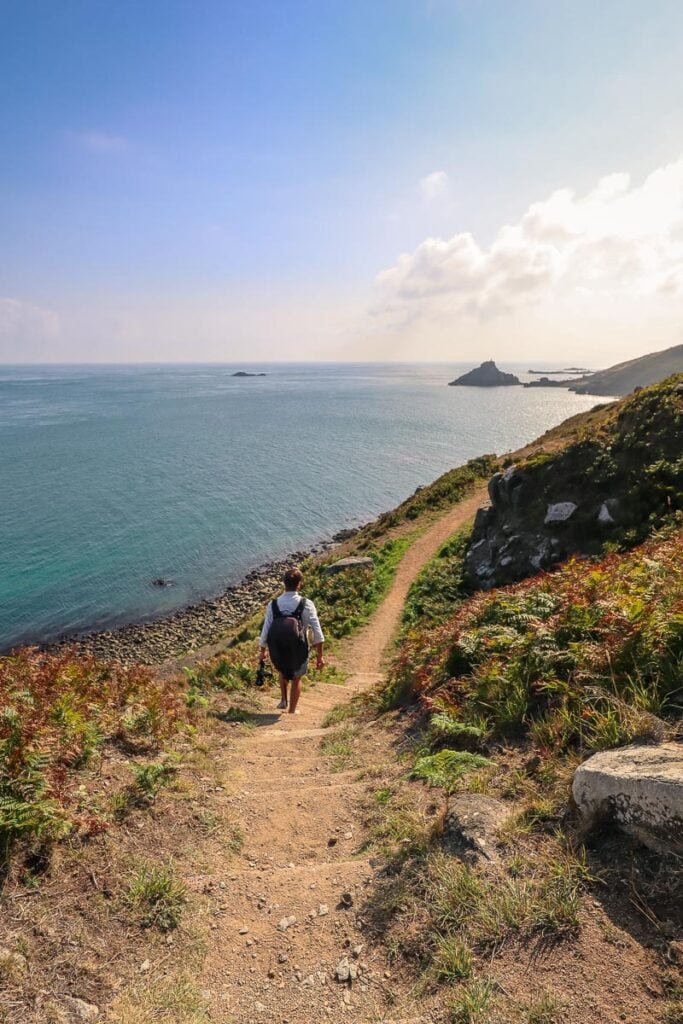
[411,750,493,793]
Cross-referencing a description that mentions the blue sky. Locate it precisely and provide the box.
[3,0,683,362]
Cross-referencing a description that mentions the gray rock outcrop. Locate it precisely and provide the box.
[572,742,683,855]
[323,556,374,575]
[464,458,627,589]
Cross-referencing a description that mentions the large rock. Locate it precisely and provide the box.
[572,743,683,855]
[449,360,520,387]
[443,794,508,864]
[323,556,374,575]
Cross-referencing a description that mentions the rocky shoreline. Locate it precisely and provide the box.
[48,534,351,666]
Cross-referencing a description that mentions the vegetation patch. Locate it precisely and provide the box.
[411,750,493,793]
[388,524,682,756]
[0,649,190,865]
[364,454,496,533]
[123,861,187,931]
[402,527,472,630]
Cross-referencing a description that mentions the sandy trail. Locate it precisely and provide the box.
[197,491,485,1022]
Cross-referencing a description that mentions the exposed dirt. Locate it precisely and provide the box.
[177,485,668,1024]
[2,485,671,1023]
[190,493,487,1022]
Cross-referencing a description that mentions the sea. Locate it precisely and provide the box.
[0,363,609,650]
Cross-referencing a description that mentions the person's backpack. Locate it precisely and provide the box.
[266,598,309,681]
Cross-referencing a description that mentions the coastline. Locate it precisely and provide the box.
[44,534,351,666]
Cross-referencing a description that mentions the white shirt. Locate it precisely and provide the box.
[259,591,325,647]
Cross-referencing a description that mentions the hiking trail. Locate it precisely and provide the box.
[191,492,484,1022]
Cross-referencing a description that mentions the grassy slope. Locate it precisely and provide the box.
[366,378,683,1022]
[499,374,683,560]
[365,522,682,1022]
[0,447,496,1022]
[570,342,683,395]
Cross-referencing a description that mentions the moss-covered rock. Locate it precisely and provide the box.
[466,374,683,587]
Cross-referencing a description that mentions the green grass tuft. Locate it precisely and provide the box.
[124,862,187,931]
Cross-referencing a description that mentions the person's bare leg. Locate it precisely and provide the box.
[278,674,288,709]
[288,676,302,714]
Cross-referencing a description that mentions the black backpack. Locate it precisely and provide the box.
[266,598,309,681]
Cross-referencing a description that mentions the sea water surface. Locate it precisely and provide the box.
[0,363,609,649]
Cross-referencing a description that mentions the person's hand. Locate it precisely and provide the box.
[258,648,267,664]
[316,655,326,671]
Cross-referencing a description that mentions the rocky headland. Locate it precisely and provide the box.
[524,342,683,395]
[448,360,520,387]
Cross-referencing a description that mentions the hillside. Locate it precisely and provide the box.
[525,343,683,395]
[466,374,683,587]
[572,342,683,395]
[0,381,681,1024]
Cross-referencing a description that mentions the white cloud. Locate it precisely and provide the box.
[68,131,128,153]
[0,298,61,359]
[418,170,450,203]
[377,158,683,324]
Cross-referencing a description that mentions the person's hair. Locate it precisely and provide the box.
[283,567,304,591]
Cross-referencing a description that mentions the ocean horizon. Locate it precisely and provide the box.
[0,361,609,650]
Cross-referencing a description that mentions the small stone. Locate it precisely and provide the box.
[336,957,351,982]
[277,916,296,932]
[339,892,354,909]
[62,997,100,1022]
[352,945,363,958]
[239,927,249,935]
[254,1003,267,1014]
[342,990,352,1005]
[139,960,150,973]
[268,969,276,979]
[318,904,329,916]
[344,832,353,840]
[278,953,289,963]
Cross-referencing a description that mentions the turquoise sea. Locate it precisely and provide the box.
[0,363,608,649]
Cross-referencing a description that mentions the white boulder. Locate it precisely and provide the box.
[544,501,578,524]
[572,743,683,854]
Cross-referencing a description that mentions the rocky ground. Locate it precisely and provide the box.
[47,541,345,666]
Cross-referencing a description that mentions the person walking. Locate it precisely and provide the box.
[259,567,325,714]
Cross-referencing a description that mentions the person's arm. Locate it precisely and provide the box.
[305,600,325,670]
[258,603,273,662]
[312,641,324,670]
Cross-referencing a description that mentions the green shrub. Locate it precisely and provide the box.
[0,649,188,862]
[388,526,683,756]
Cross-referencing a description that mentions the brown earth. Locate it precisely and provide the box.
[2,484,669,1023]
[115,486,667,1023]
[185,493,488,1023]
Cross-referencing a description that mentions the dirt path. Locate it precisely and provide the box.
[196,492,485,1022]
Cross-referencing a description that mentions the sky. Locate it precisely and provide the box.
[2,0,683,364]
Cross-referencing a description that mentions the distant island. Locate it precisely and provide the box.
[449,360,520,387]
[232,371,266,377]
[528,367,590,375]
[523,343,683,395]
